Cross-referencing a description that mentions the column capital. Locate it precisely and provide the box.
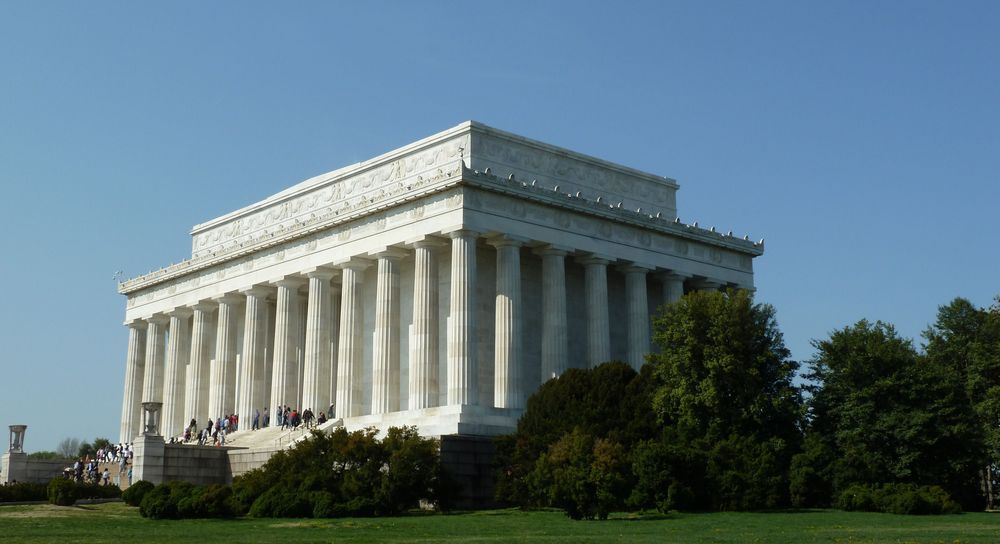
[533,244,573,257]
[487,235,528,249]
[241,285,277,298]
[212,293,244,305]
[619,263,654,274]
[659,271,692,282]
[334,257,373,272]
[125,319,148,330]
[368,247,409,260]
[146,314,170,326]
[696,279,724,291]
[444,228,480,240]
[405,234,448,249]
[167,307,193,319]
[576,254,615,266]
[191,301,217,313]
[273,276,308,289]
[303,266,338,281]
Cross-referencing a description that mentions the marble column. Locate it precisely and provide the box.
[581,257,611,367]
[119,320,147,443]
[208,295,241,420]
[447,230,478,406]
[271,278,306,415]
[660,272,688,306]
[185,302,215,428]
[141,315,169,404]
[536,247,568,381]
[161,308,192,439]
[623,265,651,371]
[409,239,442,410]
[336,260,370,418]
[371,249,406,414]
[302,269,335,416]
[491,238,523,409]
[236,287,273,425]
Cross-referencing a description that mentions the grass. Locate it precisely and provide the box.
[0,502,997,543]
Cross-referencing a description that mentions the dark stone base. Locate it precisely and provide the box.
[439,434,497,510]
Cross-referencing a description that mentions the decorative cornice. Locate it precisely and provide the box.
[119,121,762,295]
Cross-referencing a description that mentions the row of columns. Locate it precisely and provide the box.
[121,231,722,442]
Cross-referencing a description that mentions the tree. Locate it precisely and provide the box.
[646,288,802,510]
[494,361,656,508]
[924,297,1000,509]
[807,319,984,508]
[57,437,81,459]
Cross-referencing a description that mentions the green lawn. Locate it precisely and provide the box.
[0,502,997,543]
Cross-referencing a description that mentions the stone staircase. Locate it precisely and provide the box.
[222,418,344,450]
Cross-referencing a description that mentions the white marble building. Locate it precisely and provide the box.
[117,121,763,443]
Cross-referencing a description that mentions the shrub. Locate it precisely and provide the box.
[139,481,194,519]
[122,480,154,507]
[47,479,77,506]
[0,482,47,503]
[75,482,121,500]
[835,484,876,512]
[249,488,311,518]
[836,483,962,515]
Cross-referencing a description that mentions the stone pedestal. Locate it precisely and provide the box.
[132,435,166,485]
[1,451,27,484]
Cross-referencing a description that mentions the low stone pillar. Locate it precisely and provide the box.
[133,402,166,485]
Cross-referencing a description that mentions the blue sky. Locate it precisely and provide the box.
[1,2,997,452]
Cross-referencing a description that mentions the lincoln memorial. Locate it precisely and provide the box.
[117,121,763,443]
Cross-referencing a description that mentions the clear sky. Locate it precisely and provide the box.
[1,2,997,452]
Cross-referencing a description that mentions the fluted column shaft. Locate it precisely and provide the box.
[623,266,651,370]
[661,273,687,306]
[185,303,215,427]
[141,316,168,403]
[208,296,240,420]
[236,288,271,424]
[271,279,305,414]
[119,321,147,443]
[162,309,192,438]
[582,258,611,367]
[302,271,335,416]
[372,251,405,414]
[409,241,441,410]
[336,261,370,418]
[537,248,568,381]
[447,230,478,406]
[492,239,523,409]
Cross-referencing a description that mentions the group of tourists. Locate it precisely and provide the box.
[66,444,133,487]
[171,402,338,446]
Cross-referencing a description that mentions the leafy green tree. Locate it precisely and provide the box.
[807,319,984,508]
[924,297,1000,509]
[646,289,802,510]
[494,361,656,507]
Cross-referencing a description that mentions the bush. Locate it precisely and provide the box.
[139,481,194,519]
[0,482,47,503]
[122,480,154,506]
[234,426,446,519]
[836,483,962,515]
[47,479,78,506]
[75,482,121,500]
